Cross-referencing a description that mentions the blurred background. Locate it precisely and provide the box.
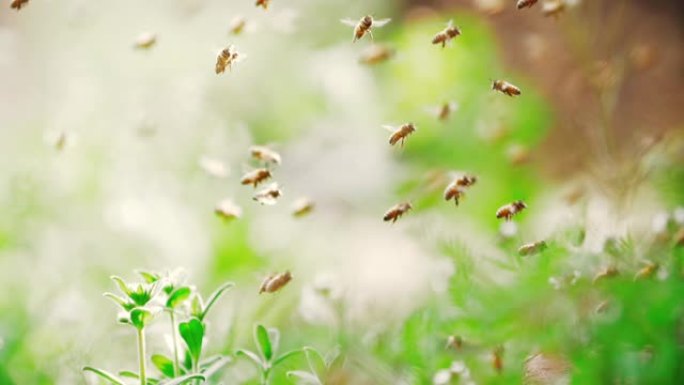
[0,0,682,384]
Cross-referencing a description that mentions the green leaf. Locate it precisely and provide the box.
[254,324,273,362]
[199,282,234,321]
[130,307,153,330]
[166,286,191,309]
[137,270,160,283]
[236,349,264,370]
[287,370,321,385]
[179,318,204,364]
[119,371,160,384]
[111,276,131,297]
[200,356,231,379]
[152,354,175,378]
[103,293,132,311]
[190,295,203,319]
[82,366,126,385]
[273,349,303,367]
[159,373,205,385]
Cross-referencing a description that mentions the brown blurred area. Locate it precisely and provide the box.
[404,0,684,183]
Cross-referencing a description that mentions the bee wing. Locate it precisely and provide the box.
[372,18,391,28]
[447,19,454,28]
[381,124,397,132]
[234,53,247,63]
[448,101,460,111]
[340,18,357,27]
[424,105,442,117]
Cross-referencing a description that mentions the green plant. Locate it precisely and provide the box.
[236,325,303,385]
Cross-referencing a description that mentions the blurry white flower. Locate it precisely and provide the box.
[651,211,670,233]
[499,221,518,238]
[199,156,230,178]
[673,207,684,225]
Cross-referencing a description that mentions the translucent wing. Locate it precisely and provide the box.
[372,18,391,28]
[340,18,357,27]
[381,124,397,132]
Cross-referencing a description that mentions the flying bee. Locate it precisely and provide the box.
[492,79,522,97]
[229,16,247,35]
[359,44,395,65]
[592,265,618,284]
[291,197,314,217]
[383,202,412,223]
[492,346,504,374]
[446,335,463,350]
[253,182,282,205]
[255,0,270,10]
[542,0,566,18]
[240,168,272,188]
[443,174,477,206]
[340,15,391,43]
[259,271,292,294]
[134,32,157,50]
[634,261,658,281]
[249,145,281,166]
[383,123,417,147]
[432,20,461,48]
[426,101,459,122]
[10,0,29,10]
[214,199,242,221]
[516,0,539,9]
[215,45,243,74]
[518,240,547,256]
[496,200,527,221]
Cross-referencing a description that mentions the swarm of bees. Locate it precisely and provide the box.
[134,32,157,50]
[518,240,547,256]
[340,15,391,43]
[496,200,527,221]
[492,79,522,97]
[215,45,243,74]
[432,20,461,48]
[384,123,417,147]
[10,0,28,10]
[259,271,292,294]
[383,202,412,223]
[443,174,477,206]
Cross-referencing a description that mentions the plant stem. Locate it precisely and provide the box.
[169,311,180,377]
[193,357,200,385]
[260,369,270,385]
[137,328,147,385]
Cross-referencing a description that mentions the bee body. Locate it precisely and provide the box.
[241,168,272,188]
[518,240,547,256]
[215,199,242,221]
[592,266,618,284]
[134,32,156,50]
[386,123,417,147]
[383,202,412,223]
[230,16,247,35]
[443,175,477,206]
[10,0,29,10]
[341,15,391,42]
[255,0,270,10]
[516,0,539,9]
[359,44,395,65]
[250,145,281,166]
[215,46,241,74]
[259,271,292,294]
[253,183,282,205]
[432,21,461,48]
[542,1,566,17]
[496,200,527,221]
[492,346,504,373]
[492,80,522,97]
[292,197,314,217]
[634,262,658,281]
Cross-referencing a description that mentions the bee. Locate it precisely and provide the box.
[492,346,504,373]
[229,16,247,35]
[516,0,539,9]
[496,200,527,221]
[340,15,391,43]
[446,335,463,350]
[542,0,566,18]
[291,197,314,217]
[253,183,282,205]
[431,20,461,48]
[250,145,282,166]
[427,101,459,122]
[214,199,242,221]
[10,0,29,10]
[492,79,522,97]
[259,271,292,294]
[634,261,658,281]
[383,123,417,147]
[359,44,395,65]
[241,168,272,188]
[518,240,547,256]
[592,265,618,284]
[215,45,243,74]
[383,202,412,223]
[506,143,530,165]
[443,175,477,206]
[134,32,157,50]
[255,0,270,10]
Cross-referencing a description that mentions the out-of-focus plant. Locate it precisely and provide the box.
[236,325,303,385]
[286,346,343,385]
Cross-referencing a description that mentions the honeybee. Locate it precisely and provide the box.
[492,346,504,373]
[516,0,539,9]
[10,0,29,10]
[255,0,270,10]
[432,20,461,48]
[518,240,547,256]
[259,271,292,294]
[446,335,463,350]
[241,168,272,188]
[443,174,477,206]
[250,145,281,166]
[215,45,243,74]
[383,202,412,223]
[134,32,157,50]
[359,44,395,65]
[634,261,658,281]
[506,143,530,165]
[253,183,282,205]
[427,101,459,121]
[340,15,391,43]
[229,16,247,35]
[291,197,314,217]
[214,199,242,221]
[383,123,417,147]
[496,200,527,221]
[492,80,522,97]
[542,0,566,18]
[592,265,618,284]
